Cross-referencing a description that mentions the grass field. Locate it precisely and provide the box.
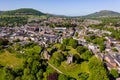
[58,61,89,79]
[66,46,80,55]
[0,69,4,80]
[54,43,61,49]
[0,51,23,67]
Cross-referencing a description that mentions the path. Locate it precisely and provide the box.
[47,62,63,74]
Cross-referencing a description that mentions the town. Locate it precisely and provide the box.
[1,15,120,80]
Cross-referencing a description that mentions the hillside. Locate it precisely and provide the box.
[1,8,45,16]
[0,11,3,15]
[84,10,120,18]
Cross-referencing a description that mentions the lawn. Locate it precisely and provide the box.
[67,46,79,54]
[54,43,61,49]
[58,61,89,79]
[0,51,23,67]
[0,69,4,80]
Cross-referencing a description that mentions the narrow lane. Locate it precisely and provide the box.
[47,62,63,74]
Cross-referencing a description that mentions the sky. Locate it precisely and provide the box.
[0,0,120,16]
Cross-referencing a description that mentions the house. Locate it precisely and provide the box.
[104,54,117,67]
[96,53,104,61]
[105,37,120,45]
[105,62,115,70]
[113,54,120,67]
[54,27,66,32]
[66,54,73,64]
[116,78,120,80]
[43,50,50,60]
[88,43,99,53]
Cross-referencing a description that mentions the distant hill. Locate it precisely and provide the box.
[84,10,120,18]
[0,11,3,15]
[1,8,45,16]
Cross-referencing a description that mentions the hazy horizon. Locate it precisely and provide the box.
[1,0,120,16]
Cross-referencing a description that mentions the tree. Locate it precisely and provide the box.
[31,60,40,74]
[88,57,103,71]
[4,73,14,80]
[51,52,65,66]
[23,68,30,76]
[58,74,69,80]
[0,39,9,46]
[73,54,81,63]
[27,57,33,64]
[69,39,78,49]
[63,38,70,45]
[100,44,105,52]
[112,48,118,52]
[60,44,66,51]
[90,35,96,40]
[14,76,21,80]
[74,32,78,37]
[76,46,87,55]
[78,72,89,80]
[3,67,15,80]
[88,57,109,80]
[36,69,43,80]
[110,69,119,78]
[81,50,92,61]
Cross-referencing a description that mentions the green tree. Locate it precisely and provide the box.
[76,46,87,54]
[60,44,66,51]
[36,69,43,80]
[27,74,36,80]
[51,52,65,66]
[110,69,119,78]
[88,57,109,80]
[4,73,14,80]
[23,68,30,76]
[74,32,78,37]
[81,50,92,61]
[15,76,21,80]
[78,72,89,80]
[100,44,105,52]
[73,54,81,63]
[58,74,69,80]
[63,38,70,45]
[69,39,78,49]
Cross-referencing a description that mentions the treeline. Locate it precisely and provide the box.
[91,17,120,26]
[89,23,120,39]
[0,16,28,27]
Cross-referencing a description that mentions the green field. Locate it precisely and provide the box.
[0,69,4,80]
[0,51,23,67]
[66,46,80,55]
[58,61,89,79]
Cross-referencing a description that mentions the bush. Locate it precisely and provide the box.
[60,44,66,51]
[76,46,87,55]
[110,69,119,78]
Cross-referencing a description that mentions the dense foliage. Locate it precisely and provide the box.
[63,38,78,49]
[110,69,119,78]
[0,16,28,27]
[88,57,109,80]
